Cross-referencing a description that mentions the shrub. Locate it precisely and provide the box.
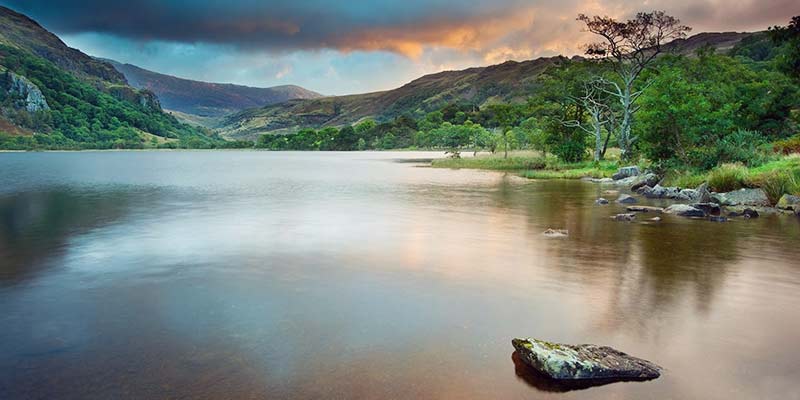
[773,135,800,155]
[748,170,800,204]
[707,163,749,192]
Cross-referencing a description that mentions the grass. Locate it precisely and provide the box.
[431,151,619,179]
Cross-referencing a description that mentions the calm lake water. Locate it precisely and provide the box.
[1,151,799,399]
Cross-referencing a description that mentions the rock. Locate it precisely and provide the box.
[708,216,729,223]
[649,217,662,222]
[776,194,800,211]
[2,71,50,112]
[642,185,680,199]
[612,166,641,181]
[635,185,652,195]
[543,228,569,237]
[512,338,661,381]
[729,208,760,219]
[595,198,609,205]
[712,189,770,207]
[611,213,637,222]
[676,189,698,201]
[616,194,637,204]
[588,177,614,184]
[603,190,620,196]
[796,207,800,217]
[630,173,660,191]
[615,176,638,186]
[664,204,706,218]
[695,182,711,203]
[690,202,721,216]
[626,205,664,213]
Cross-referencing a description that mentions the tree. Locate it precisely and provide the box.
[578,10,691,159]
[769,16,800,79]
[561,79,615,161]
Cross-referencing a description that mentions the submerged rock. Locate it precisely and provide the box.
[512,338,661,381]
[611,213,637,222]
[595,198,609,205]
[626,205,664,213]
[664,204,706,217]
[729,208,760,219]
[612,166,640,181]
[543,228,569,238]
[616,194,637,204]
[708,216,729,223]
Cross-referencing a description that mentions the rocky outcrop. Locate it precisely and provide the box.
[2,71,49,112]
[612,166,640,181]
[512,338,661,381]
[664,204,706,217]
[712,189,771,207]
[107,85,161,110]
[777,194,800,211]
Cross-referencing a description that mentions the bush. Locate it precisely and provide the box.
[707,163,749,192]
[773,135,800,154]
[748,170,800,204]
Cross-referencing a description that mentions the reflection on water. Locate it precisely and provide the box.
[0,151,799,399]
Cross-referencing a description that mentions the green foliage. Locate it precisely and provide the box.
[0,44,216,149]
[769,16,800,79]
[773,135,800,155]
[752,169,800,203]
[707,163,749,192]
[637,53,798,169]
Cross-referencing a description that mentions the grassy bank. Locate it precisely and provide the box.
[663,155,800,203]
[431,152,620,179]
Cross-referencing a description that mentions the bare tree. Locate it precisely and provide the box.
[562,79,615,162]
[577,11,691,159]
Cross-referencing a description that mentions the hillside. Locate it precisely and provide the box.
[0,5,218,149]
[0,6,125,84]
[218,32,757,140]
[106,60,322,118]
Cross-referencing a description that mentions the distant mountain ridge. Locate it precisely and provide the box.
[218,31,758,140]
[105,60,322,118]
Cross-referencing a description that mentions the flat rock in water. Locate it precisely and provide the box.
[611,213,637,221]
[626,205,664,213]
[664,204,706,217]
[512,338,661,381]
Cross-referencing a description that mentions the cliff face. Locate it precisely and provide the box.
[2,70,50,112]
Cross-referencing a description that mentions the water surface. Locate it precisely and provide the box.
[1,151,799,399]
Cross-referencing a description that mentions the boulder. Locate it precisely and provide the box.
[595,198,609,205]
[695,182,712,203]
[776,194,800,211]
[712,189,770,207]
[611,213,637,221]
[626,205,664,213]
[612,166,641,181]
[675,189,698,201]
[642,185,680,199]
[512,338,661,381]
[616,194,638,204]
[630,173,660,191]
[664,204,706,217]
[690,202,721,216]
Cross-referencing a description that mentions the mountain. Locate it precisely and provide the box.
[106,60,322,119]
[218,32,758,140]
[0,5,217,149]
[0,6,124,84]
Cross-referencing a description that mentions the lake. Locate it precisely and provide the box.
[1,151,799,399]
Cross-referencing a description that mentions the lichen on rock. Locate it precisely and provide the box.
[512,338,661,381]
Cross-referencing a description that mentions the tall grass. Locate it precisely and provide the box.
[707,163,749,192]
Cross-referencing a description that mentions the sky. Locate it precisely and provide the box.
[1,0,798,95]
